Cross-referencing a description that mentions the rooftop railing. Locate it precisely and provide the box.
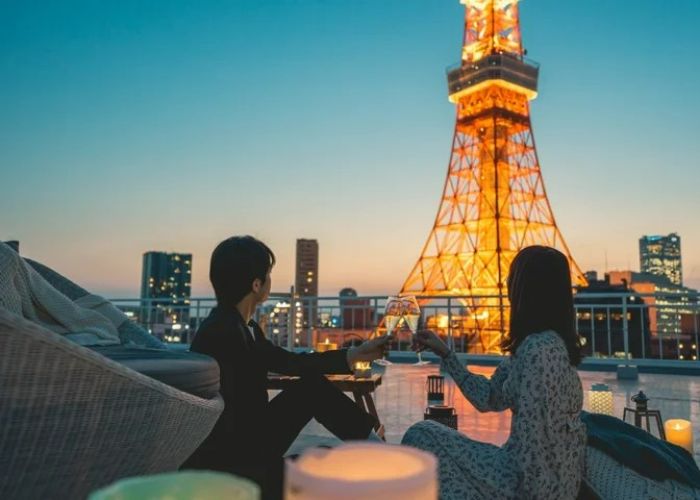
[112,291,700,366]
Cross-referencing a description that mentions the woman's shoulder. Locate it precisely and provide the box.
[515,330,567,359]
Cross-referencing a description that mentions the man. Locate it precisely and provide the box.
[182,236,390,497]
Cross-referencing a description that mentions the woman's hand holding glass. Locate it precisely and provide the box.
[412,330,451,359]
[347,335,393,366]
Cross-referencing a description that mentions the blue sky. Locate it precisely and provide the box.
[2,0,699,296]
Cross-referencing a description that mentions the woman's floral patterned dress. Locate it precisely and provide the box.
[402,330,586,499]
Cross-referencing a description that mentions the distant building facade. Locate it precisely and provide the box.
[257,295,294,347]
[602,270,697,360]
[607,270,697,340]
[575,277,651,359]
[295,239,319,296]
[295,239,319,328]
[339,287,374,330]
[639,233,682,286]
[140,251,192,342]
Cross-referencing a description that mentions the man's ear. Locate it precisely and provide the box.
[251,278,262,294]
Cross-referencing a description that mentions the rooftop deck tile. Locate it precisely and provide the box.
[284,363,700,465]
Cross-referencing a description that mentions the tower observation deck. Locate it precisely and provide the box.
[447,53,539,104]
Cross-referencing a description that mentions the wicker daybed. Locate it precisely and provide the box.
[0,258,224,499]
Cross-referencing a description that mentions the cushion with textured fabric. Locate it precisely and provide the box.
[91,345,220,399]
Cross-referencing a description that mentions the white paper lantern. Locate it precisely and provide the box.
[285,443,437,500]
[588,383,614,415]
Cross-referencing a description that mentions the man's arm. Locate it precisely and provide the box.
[260,334,392,375]
[262,339,352,375]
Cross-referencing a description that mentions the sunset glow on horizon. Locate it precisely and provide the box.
[2,0,699,298]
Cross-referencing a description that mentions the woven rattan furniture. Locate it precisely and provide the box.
[0,260,224,500]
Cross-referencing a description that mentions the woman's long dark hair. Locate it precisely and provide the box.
[501,245,582,366]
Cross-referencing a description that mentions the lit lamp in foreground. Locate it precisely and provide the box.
[285,443,437,500]
[664,419,694,454]
[316,338,338,352]
[587,383,614,415]
[353,361,372,378]
[88,471,259,500]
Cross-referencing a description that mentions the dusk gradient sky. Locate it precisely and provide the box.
[2,0,699,297]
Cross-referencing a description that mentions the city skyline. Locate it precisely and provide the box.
[2,0,700,297]
[9,229,686,299]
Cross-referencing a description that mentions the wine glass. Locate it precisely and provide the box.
[402,295,431,366]
[375,296,401,366]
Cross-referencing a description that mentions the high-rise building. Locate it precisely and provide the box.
[295,239,319,328]
[639,233,682,286]
[295,239,319,296]
[140,251,192,342]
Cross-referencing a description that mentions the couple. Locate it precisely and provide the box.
[182,236,586,500]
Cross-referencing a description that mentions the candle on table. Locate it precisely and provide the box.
[316,338,338,352]
[664,419,694,454]
[353,361,372,378]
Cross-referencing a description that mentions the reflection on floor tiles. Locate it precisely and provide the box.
[286,363,700,464]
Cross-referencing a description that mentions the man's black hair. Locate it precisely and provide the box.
[210,236,276,307]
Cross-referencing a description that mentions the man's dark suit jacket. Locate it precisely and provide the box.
[183,306,352,471]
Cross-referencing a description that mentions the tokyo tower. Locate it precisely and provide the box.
[401,0,586,352]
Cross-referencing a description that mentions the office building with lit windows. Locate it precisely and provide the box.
[295,239,318,328]
[140,251,192,342]
[639,233,683,286]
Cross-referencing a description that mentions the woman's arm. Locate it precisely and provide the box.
[442,351,512,412]
[414,329,512,412]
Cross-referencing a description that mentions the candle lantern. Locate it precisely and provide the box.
[316,338,338,353]
[353,361,372,379]
[426,375,445,406]
[664,419,694,454]
[285,443,437,500]
[622,391,665,439]
[587,383,614,415]
[423,405,458,430]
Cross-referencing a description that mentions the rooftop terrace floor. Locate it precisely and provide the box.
[286,362,700,465]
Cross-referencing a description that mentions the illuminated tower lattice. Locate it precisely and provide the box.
[401,0,586,352]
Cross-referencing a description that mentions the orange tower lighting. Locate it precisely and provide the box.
[401,0,586,353]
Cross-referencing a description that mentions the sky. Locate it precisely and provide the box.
[2,0,699,297]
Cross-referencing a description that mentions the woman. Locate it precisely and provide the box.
[403,246,586,499]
